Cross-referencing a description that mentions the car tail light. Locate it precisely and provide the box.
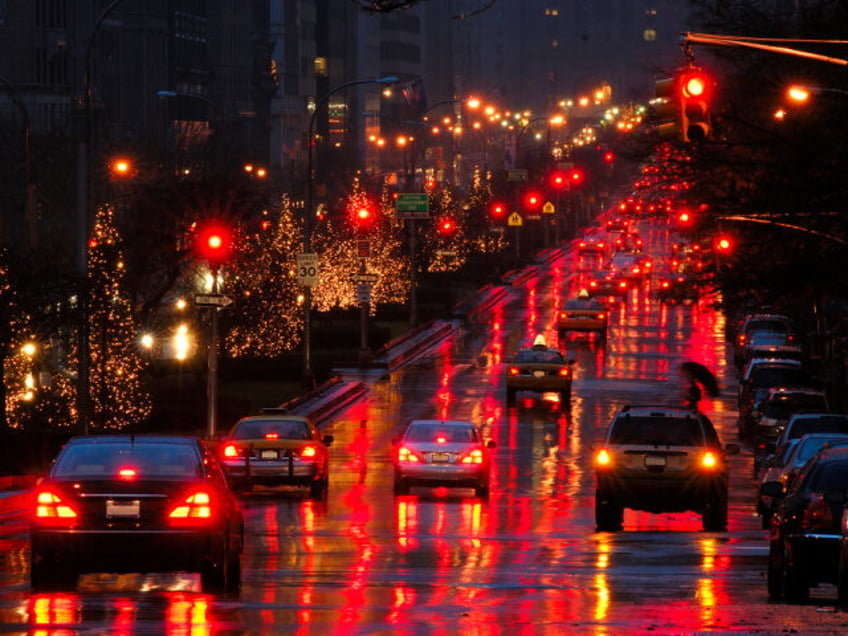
[589,281,598,289]
[34,490,79,525]
[558,367,570,378]
[802,494,834,532]
[397,446,422,463]
[559,312,567,320]
[460,448,484,464]
[700,451,718,469]
[117,467,138,480]
[597,242,605,249]
[618,281,628,290]
[508,366,520,376]
[435,435,448,444]
[301,445,318,458]
[597,312,606,320]
[265,432,280,440]
[222,443,241,458]
[168,491,213,525]
[595,449,612,467]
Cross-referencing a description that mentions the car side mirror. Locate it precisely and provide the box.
[567,358,576,365]
[322,434,334,446]
[486,440,497,449]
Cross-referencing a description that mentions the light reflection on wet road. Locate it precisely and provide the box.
[2,217,848,633]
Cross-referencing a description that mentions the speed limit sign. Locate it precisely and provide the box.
[296,253,319,287]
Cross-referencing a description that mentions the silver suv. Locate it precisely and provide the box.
[594,405,739,532]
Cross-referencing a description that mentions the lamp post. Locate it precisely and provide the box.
[302,75,397,388]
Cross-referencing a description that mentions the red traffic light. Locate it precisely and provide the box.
[195,222,234,267]
[550,172,567,189]
[715,235,733,253]
[570,169,584,185]
[438,217,457,237]
[678,66,712,142]
[490,202,507,219]
[351,201,376,231]
[524,191,542,209]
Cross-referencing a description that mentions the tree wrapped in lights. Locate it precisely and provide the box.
[223,195,305,357]
[466,167,507,256]
[424,184,471,273]
[87,204,152,431]
[311,177,409,312]
[0,248,30,430]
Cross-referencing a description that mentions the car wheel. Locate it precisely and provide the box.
[226,551,242,594]
[506,388,516,406]
[838,550,848,607]
[594,489,623,531]
[30,553,77,591]
[782,542,809,603]
[393,473,409,495]
[560,388,571,404]
[474,482,489,499]
[766,540,784,600]
[310,474,328,501]
[702,493,728,531]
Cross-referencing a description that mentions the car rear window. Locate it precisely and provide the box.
[406,423,478,443]
[764,395,828,419]
[750,367,812,388]
[53,442,202,478]
[809,460,848,491]
[515,350,564,364]
[609,416,705,446]
[232,419,312,440]
[787,417,848,440]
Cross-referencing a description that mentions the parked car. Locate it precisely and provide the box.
[737,359,816,439]
[734,312,793,368]
[765,445,848,602]
[505,335,574,405]
[392,419,495,498]
[593,405,739,532]
[30,435,244,592]
[757,433,848,529]
[754,387,829,455]
[777,413,848,449]
[218,412,333,500]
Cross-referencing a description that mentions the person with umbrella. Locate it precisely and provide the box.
[681,361,720,410]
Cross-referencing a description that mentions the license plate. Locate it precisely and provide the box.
[106,499,140,519]
[533,370,545,378]
[644,455,667,467]
[260,449,278,460]
[431,452,452,463]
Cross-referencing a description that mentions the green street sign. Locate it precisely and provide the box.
[396,193,429,218]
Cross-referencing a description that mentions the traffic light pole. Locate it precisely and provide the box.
[206,267,220,440]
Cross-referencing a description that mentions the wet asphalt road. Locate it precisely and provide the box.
[2,218,848,634]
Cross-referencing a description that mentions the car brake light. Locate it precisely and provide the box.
[436,435,447,444]
[508,366,520,376]
[558,367,570,378]
[169,491,213,524]
[597,313,606,320]
[700,451,718,469]
[460,448,484,464]
[802,494,834,531]
[34,490,78,522]
[595,449,612,467]
[117,467,138,480]
[301,445,318,458]
[266,432,279,440]
[398,446,422,463]
[222,444,240,458]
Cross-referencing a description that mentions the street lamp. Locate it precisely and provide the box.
[302,75,397,388]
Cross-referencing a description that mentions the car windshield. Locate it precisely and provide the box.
[232,418,312,440]
[764,394,828,418]
[52,441,201,478]
[746,319,788,334]
[515,350,564,364]
[406,423,478,443]
[609,416,705,446]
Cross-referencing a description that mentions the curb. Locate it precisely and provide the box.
[281,377,369,427]
[452,284,508,320]
[371,320,454,370]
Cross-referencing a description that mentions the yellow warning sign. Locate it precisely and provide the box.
[542,201,555,214]
[508,212,523,227]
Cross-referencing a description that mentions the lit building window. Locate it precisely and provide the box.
[314,57,327,77]
[643,29,656,42]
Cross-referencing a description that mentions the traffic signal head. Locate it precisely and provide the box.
[550,171,567,189]
[678,66,712,142]
[438,217,457,237]
[195,222,234,267]
[524,191,542,210]
[569,169,584,185]
[653,75,683,140]
[490,201,507,220]
[351,201,375,232]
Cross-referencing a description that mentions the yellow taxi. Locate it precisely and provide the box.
[505,335,573,405]
[557,290,608,338]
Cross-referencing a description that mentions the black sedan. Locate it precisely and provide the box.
[765,445,848,602]
[30,435,244,593]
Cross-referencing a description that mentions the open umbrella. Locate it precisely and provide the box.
[680,361,720,397]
